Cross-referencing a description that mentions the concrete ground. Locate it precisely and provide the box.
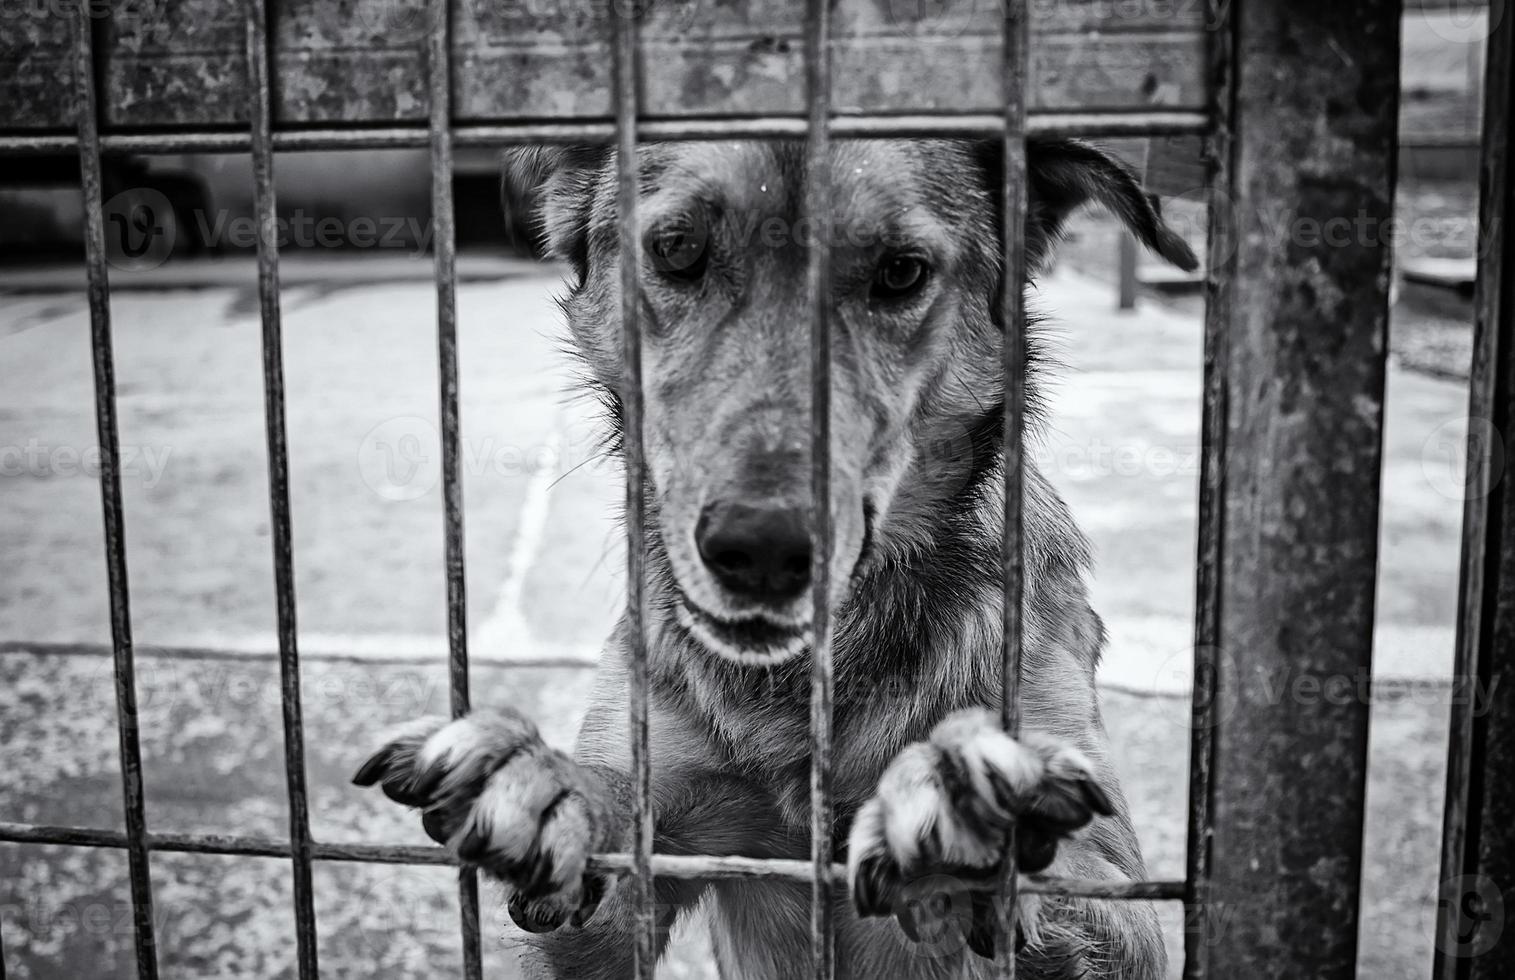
[0,250,1470,978]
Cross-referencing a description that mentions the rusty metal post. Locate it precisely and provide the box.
[1200,0,1402,976]
[802,0,836,975]
[242,0,320,975]
[69,3,160,976]
[1435,0,1515,976]
[995,1,1031,975]
[1117,232,1138,310]
[1183,0,1237,974]
[610,4,656,978]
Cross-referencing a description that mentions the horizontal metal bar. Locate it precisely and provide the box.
[0,640,597,670]
[0,822,1184,899]
[0,111,1211,156]
[9,642,1477,699]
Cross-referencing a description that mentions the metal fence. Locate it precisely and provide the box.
[0,0,1511,977]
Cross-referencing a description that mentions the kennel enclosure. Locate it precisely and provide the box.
[1,0,1513,978]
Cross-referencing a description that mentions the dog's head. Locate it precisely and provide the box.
[507,139,1194,667]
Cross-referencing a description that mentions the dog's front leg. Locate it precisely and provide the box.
[352,676,716,978]
[845,707,1118,964]
[353,710,624,934]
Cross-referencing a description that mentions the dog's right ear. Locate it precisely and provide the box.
[502,145,609,283]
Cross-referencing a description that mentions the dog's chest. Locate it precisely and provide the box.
[691,668,943,831]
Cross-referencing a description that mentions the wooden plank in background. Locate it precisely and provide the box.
[1,8,74,129]
[3,0,1210,132]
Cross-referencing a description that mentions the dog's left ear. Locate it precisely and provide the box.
[501,145,609,283]
[979,138,1199,272]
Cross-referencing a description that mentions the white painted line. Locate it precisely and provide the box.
[471,428,563,661]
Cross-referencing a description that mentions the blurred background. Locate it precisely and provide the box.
[0,3,1492,977]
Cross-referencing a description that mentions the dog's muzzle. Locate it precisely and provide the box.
[674,498,875,667]
[694,499,812,603]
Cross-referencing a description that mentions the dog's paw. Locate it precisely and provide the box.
[846,708,1114,956]
[353,710,614,933]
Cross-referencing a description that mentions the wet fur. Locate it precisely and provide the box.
[378,139,1195,978]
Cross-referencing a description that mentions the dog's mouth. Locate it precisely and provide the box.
[674,598,811,667]
[669,497,877,668]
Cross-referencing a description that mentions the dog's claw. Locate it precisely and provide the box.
[846,708,1113,951]
[1016,829,1060,875]
[351,752,389,787]
[851,850,903,918]
[965,890,998,960]
[508,891,570,934]
[355,710,610,936]
[569,875,607,928]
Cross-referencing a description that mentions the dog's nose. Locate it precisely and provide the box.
[695,500,812,602]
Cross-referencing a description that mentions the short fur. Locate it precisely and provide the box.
[357,138,1197,979]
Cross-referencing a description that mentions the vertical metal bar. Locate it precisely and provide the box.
[995,0,1030,975]
[611,4,655,978]
[243,1,319,976]
[1116,233,1138,310]
[1182,0,1237,974]
[70,6,159,978]
[425,0,483,974]
[802,0,835,975]
[1434,0,1515,976]
[1202,0,1400,975]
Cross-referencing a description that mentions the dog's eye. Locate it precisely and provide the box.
[647,223,709,281]
[872,255,929,300]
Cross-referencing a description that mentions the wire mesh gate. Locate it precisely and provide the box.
[0,0,1511,977]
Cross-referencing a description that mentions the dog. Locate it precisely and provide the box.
[354,137,1197,978]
